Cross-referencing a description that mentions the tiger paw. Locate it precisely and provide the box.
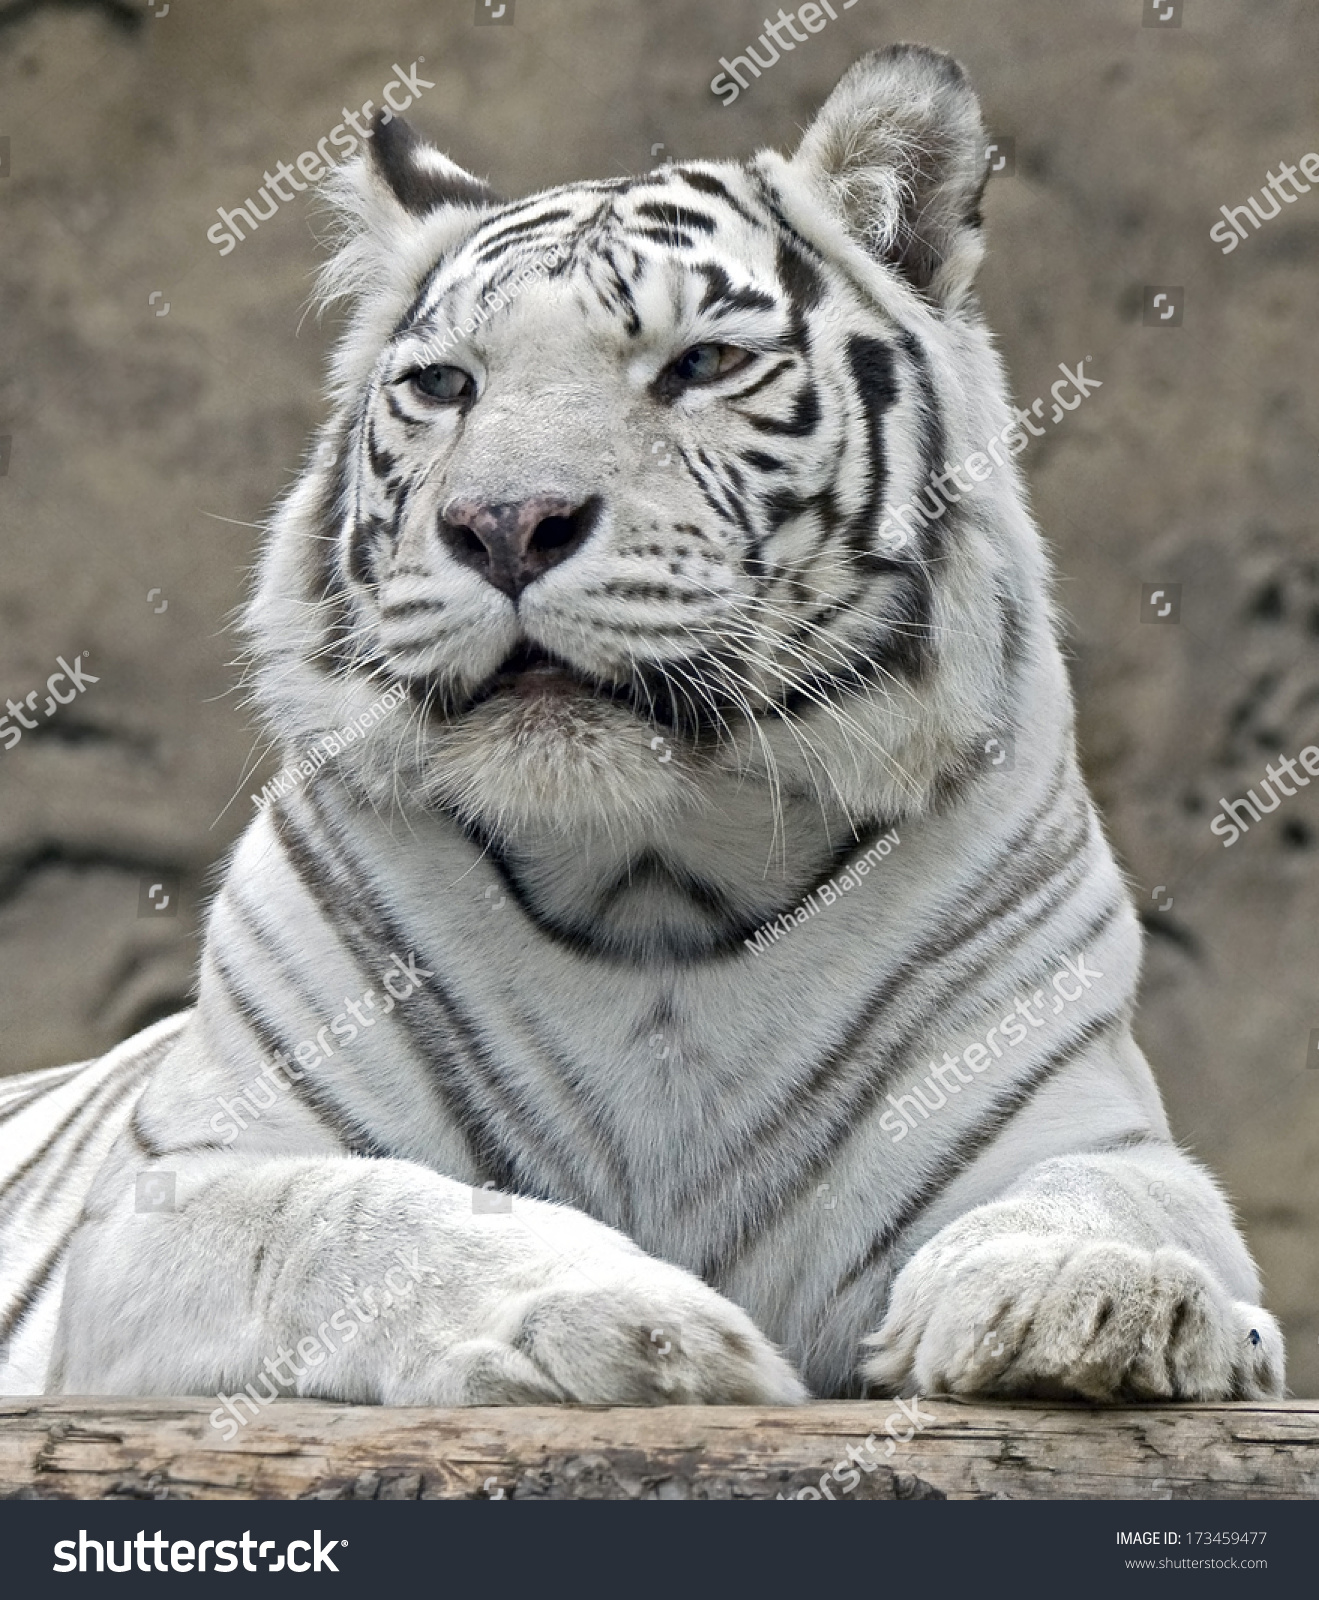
[859,1233,1283,1402]
[401,1275,808,1407]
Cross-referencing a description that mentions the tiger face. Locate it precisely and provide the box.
[252,47,1042,847]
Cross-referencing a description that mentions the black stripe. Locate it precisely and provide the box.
[677,445,755,541]
[774,229,825,320]
[348,515,386,588]
[831,1009,1130,1305]
[25,1078,170,1216]
[305,421,360,681]
[0,1226,75,1347]
[677,772,1106,1242]
[0,1036,182,1347]
[381,597,446,621]
[0,1043,168,1206]
[714,882,1126,1275]
[384,390,429,428]
[760,338,939,702]
[0,1064,88,1127]
[392,262,452,343]
[208,941,391,1161]
[596,580,700,603]
[760,778,1089,1124]
[635,200,718,234]
[634,226,698,249]
[674,168,766,230]
[693,262,776,316]
[388,201,571,339]
[594,852,736,924]
[596,244,642,337]
[0,1071,127,1207]
[694,448,756,540]
[260,806,494,1166]
[283,791,633,1205]
[724,356,795,405]
[745,381,821,437]
[740,449,787,473]
[894,328,951,563]
[838,331,935,684]
[365,421,397,481]
[472,206,574,257]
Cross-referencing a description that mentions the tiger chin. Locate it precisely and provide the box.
[1,45,1282,1410]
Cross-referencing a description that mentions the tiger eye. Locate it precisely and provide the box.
[412,365,474,402]
[670,344,752,385]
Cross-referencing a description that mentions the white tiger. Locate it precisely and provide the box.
[0,46,1282,1412]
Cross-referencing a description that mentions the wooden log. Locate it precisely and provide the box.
[2,1398,1317,1501]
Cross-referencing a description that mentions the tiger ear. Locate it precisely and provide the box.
[366,111,502,217]
[788,45,988,309]
[315,113,500,399]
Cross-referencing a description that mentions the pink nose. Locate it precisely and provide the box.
[439,495,598,601]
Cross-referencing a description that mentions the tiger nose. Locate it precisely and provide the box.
[438,495,599,602]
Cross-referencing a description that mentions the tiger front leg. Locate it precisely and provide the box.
[48,1154,805,1408]
[859,1148,1283,1402]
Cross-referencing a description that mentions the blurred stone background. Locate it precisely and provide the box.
[0,0,1314,1391]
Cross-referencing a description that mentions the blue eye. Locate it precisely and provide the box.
[668,344,752,385]
[411,365,474,402]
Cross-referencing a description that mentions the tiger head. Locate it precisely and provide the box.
[249,45,1055,850]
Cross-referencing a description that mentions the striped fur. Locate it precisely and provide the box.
[1,47,1281,1405]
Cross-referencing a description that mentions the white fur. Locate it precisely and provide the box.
[0,48,1282,1408]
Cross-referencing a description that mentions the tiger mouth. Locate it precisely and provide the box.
[406,641,721,741]
[490,642,588,697]
[438,641,611,717]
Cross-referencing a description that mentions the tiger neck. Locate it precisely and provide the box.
[450,776,899,962]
